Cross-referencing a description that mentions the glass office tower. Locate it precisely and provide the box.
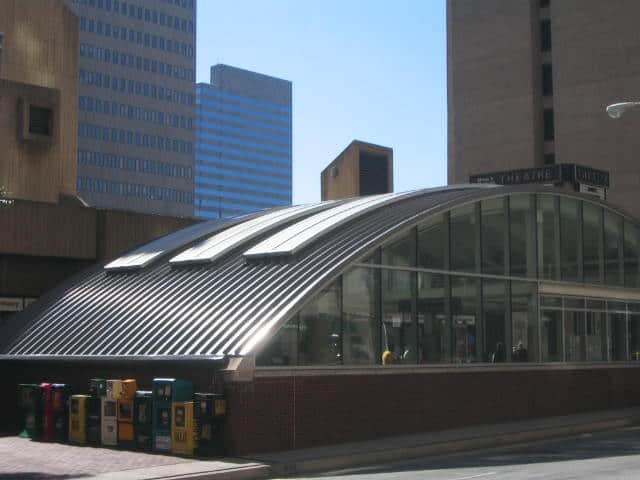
[67,0,196,217]
[195,64,292,219]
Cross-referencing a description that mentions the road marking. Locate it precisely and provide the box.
[448,472,498,480]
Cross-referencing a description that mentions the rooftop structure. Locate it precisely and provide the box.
[321,140,393,201]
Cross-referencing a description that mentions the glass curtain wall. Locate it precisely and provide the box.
[257,194,640,367]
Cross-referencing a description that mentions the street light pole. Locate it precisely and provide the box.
[606,101,640,119]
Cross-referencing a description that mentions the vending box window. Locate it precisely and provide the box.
[134,390,153,450]
[152,378,193,452]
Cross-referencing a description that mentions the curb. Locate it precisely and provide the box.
[89,463,270,480]
[267,414,640,476]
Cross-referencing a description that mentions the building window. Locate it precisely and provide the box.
[343,267,378,365]
[537,195,559,280]
[450,204,478,273]
[604,210,624,285]
[418,213,447,270]
[381,231,415,267]
[542,63,553,96]
[451,276,480,363]
[543,108,555,141]
[481,197,506,275]
[28,105,53,136]
[582,202,603,284]
[541,19,552,52]
[625,220,640,288]
[483,279,507,363]
[509,195,536,278]
[544,153,555,165]
[298,281,341,366]
[560,197,580,282]
[381,269,416,364]
[418,273,449,363]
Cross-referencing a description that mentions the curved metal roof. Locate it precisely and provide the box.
[4,184,604,359]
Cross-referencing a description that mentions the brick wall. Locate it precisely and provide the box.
[224,366,640,455]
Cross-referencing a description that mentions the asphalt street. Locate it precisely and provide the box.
[286,426,640,480]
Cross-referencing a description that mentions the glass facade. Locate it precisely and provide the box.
[68,0,196,217]
[257,193,640,367]
[195,65,292,219]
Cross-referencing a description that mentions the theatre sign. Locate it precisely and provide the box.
[470,164,609,199]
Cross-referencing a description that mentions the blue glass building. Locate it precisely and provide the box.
[195,64,292,219]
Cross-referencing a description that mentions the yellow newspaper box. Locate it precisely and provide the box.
[171,402,197,456]
[69,395,90,444]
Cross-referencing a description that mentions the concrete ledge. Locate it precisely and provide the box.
[253,408,640,476]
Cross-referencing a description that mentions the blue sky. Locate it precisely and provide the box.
[196,0,447,204]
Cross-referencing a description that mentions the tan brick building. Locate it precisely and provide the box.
[448,0,640,218]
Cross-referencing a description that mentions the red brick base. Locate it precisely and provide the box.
[224,366,640,455]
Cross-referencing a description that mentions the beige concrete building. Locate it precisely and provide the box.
[448,0,640,218]
[321,140,393,201]
[0,0,79,204]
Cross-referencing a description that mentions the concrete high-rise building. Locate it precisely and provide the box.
[321,140,393,201]
[448,0,640,218]
[195,64,292,219]
[66,0,196,217]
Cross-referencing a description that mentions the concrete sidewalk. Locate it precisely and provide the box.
[2,408,639,479]
[252,407,640,476]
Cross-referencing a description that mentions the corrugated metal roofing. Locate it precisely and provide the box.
[4,185,502,358]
